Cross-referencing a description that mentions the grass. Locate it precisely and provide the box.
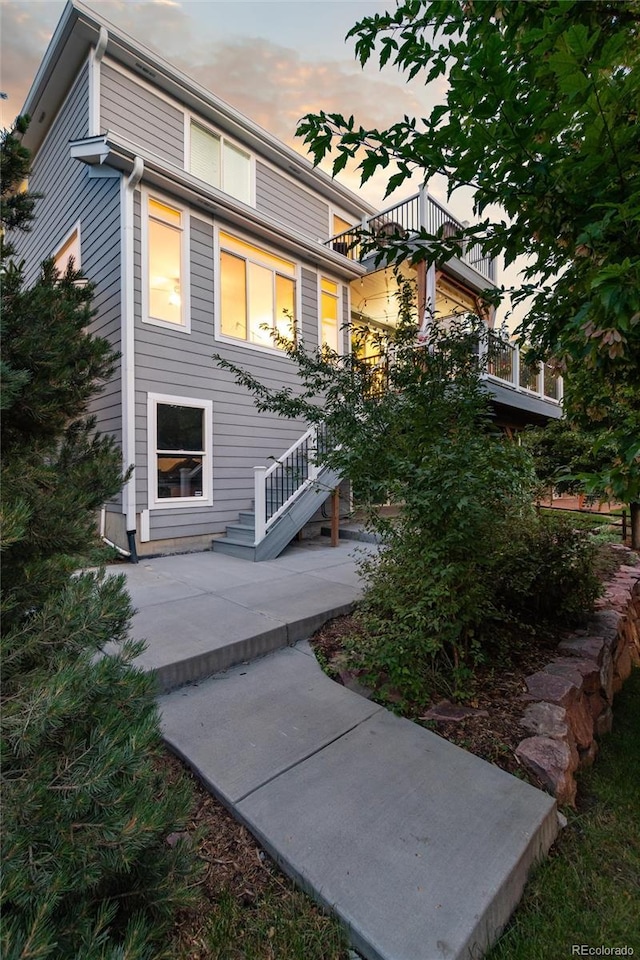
[487,668,640,959]
[195,888,348,960]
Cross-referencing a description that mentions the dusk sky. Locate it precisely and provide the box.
[1,0,523,322]
[1,0,451,208]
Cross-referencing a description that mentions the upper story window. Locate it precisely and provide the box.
[320,277,340,352]
[54,225,81,274]
[143,193,189,330]
[189,121,252,205]
[219,231,296,350]
[332,214,353,237]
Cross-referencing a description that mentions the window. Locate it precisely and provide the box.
[148,394,212,507]
[320,277,340,352]
[189,121,252,205]
[54,225,81,274]
[144,194,189,329]
[219,231,296,349]
[332,214,352,237]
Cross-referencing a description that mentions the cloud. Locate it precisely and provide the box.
[1,0,445,208]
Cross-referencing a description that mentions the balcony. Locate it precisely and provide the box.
[483,331,562,403]
[326,187,496,284]
[356,330,562,420]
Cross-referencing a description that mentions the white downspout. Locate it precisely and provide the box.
[121,157,144,561]
[88,27,108,137]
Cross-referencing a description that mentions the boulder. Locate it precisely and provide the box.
[516,737,577,806]
[556,635,607,664]
[544,658,600,695]
[520,701,571,741]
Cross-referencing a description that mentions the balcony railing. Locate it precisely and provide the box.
[357,331,562,405]
[326,186,496,283]
[484,331,562,401]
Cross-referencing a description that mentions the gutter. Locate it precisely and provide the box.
[69,133,366,281]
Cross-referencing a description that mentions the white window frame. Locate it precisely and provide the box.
[329,207,357,241]
[53,221,82,273]
[141,188,190,332]
[214,226,301,355]
[318,274,344,354]
[147,393,213,509]
[185,114,256,207]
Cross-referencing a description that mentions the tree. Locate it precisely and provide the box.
[218,283,599,701]
[1,122,197,958]
[297,0,640,546]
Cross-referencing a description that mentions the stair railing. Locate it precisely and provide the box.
[253,424,330,544]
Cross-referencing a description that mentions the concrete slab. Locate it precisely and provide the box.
[272,540,377,574]
[128,551,292,593]
[160,645,382,803]
[238,709,558,960]
[116,563,206,609]
[130,593,287,691]
[217,573,359,642]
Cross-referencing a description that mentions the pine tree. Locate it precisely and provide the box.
[1,121,197,959]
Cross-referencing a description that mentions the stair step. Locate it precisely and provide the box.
[212,537,257,561]
[225,523,256,544]
[238,511,256,526]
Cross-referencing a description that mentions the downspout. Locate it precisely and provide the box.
[121,156,144,562]
[100,508,130,558]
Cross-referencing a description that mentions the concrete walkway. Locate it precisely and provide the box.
[115,540,559,960]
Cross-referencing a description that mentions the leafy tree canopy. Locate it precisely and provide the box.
[297,0,640,536]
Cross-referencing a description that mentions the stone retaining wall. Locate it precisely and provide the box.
[515,549,640,806]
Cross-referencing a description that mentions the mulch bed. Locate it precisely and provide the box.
[168,542,632,953]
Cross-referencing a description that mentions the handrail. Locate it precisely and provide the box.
[253,424,330,544]
[326,187,496,282]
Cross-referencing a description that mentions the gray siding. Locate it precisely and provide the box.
[101,62,184,166]
[133,204,321,541]
[255,161,329,240]
[10,63,123,506]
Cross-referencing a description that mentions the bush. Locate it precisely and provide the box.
[492,512,601,628]
[1,123,199,958]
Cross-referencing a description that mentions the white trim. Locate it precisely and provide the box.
[214,224,302,356]
[147,393,213,510]
[88,28,108,137]
[185,112,255,207]
[53,220,82,271]
[318,272,343,354]
[141,186,191,332]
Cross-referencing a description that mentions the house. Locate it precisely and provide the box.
[13,0,562,561]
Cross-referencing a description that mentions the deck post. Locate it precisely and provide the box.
[331,488,340,547]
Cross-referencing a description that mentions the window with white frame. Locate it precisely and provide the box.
[148,395,212,506]
[54,225,81,274]
[320,277,341,352]
[190,121,252,205]
[219,231,296,349]
[144,194,188,328]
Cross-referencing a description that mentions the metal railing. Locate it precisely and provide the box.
[253,424,330,543]
[484,331,562,401]
[326,186,496,282]
[357,331,562,404]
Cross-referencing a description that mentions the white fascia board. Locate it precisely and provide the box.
[49,1,378,221]
[76,131,366,280]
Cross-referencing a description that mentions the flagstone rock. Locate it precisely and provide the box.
[544,658,600,695]
[520,702,572,742]
[421,700,489,723]
[556,635,607,664]
[595,707,613,737]
[516,737,577,807]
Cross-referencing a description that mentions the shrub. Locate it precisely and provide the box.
[492,512,601,628]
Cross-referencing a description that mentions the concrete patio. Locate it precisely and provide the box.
[114,539,560,960]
